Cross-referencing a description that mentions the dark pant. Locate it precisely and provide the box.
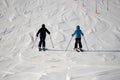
[74,38,82,49]
[39,36,46,48]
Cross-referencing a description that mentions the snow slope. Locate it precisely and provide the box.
[0,0,120,80]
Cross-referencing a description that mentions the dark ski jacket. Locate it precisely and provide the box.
[36,27,50,37]
[72,25,84,38]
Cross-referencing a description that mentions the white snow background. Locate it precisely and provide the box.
[0,0,120,80]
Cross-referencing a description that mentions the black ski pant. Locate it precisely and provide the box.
[74,38,82,49]
[39,36,46,48]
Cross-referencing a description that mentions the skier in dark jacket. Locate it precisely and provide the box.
[72,25,84,51]
[36,24,50,51]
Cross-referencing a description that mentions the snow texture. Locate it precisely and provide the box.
[0,0,120,80]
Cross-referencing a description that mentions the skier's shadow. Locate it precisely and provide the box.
[84,50,120,53]
[47,49,120,53]
[46,49,73,52]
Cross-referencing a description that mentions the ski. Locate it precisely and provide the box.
[39,48,47,51]
[76,49,80,52]
[80,49,84,52]
[75,48,84,52]
[75,48,80,52]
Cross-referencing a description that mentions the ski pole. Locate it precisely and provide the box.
[95,0,100,14]
[32,36,37,49]
[107,0,109,11]
[65,36,73,51]
[83,36,89,50]
[83,0,85,7]
[49,35,54,48]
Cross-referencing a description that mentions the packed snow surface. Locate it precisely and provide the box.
[0,0,120,80]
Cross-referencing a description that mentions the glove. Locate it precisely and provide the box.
[36,34,38,37]
[82,34,84,36]
[72,34,74,37]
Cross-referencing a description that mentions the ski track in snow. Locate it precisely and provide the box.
[0,0,120,80]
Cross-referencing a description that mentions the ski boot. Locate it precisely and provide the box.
[80,48,84,52]
[39,47,41,51]
[43,47,46,51]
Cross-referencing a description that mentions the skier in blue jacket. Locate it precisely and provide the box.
[72,25,84,51]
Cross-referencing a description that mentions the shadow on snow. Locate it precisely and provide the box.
[46,49,120,53]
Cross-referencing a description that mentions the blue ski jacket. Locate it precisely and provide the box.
[72,25,84,38]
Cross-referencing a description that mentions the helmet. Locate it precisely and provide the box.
[42,24,45,28]
[76,25,80,29]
